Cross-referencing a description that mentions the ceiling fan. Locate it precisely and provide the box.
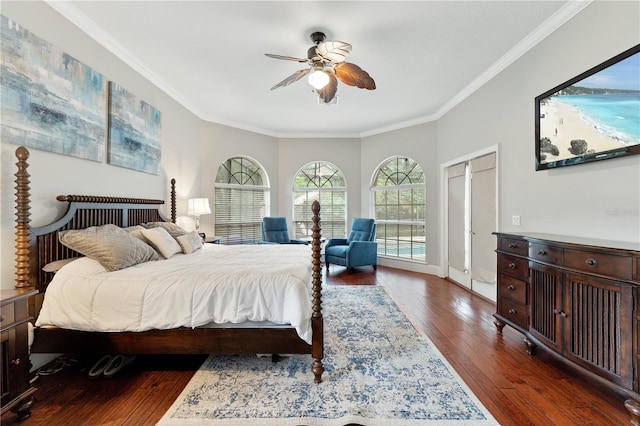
[265,31,376,103]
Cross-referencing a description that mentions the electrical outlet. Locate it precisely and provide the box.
[512,215,521,226]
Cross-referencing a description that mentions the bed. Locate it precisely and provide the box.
[12,146,324,383]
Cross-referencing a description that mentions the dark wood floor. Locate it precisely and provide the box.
[2,266,631,425]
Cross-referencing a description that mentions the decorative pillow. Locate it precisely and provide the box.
[59,224,159,271]
[176,231,203,254]
[42,257,80,273]
[128,229,149,243]
[140,227,183,259]
[142,221,188,237]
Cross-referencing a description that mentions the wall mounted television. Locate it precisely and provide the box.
[535,44,640,171]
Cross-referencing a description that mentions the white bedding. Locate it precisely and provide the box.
[35,243,314,344]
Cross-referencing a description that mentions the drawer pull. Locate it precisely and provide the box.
[11,358,21,366]
[508,309,517,315]
[507,285,515,291]
[508,263,516,269]
[553,309,568,318]
[537,250,547,256]
[508,243,517,249]
[585,258,597,266]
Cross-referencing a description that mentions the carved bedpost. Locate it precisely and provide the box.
[170,178,176,223]
[310,200,324,383]
[15,147,32,289]
[626,399,640,426]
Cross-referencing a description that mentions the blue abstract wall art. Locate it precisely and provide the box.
[107,82,162,175]
[0,15,106,161]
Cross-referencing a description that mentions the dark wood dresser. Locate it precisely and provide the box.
[493,233,640,423]
[1,288,37,420]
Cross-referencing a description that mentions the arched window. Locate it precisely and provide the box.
[293,161,346,239]
[214,156,269,244]
[372,157,426,261]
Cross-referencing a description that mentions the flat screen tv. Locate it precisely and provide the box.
[535,44,640,171]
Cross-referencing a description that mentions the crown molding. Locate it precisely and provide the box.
[44,0,208,118]
[430,0,592,123]
[361,0,592,139]
[46,0,592,140]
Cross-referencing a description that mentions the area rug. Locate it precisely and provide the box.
[158,286,499,426]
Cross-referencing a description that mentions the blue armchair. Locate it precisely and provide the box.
[325,218,377,270]
[259,217,308,245]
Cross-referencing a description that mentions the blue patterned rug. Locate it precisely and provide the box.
[158,286,499,425]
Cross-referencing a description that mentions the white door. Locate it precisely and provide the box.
[447,153,497,301]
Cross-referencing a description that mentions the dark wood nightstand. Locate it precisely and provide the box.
[1,288,38,420]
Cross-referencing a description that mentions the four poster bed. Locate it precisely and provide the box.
[13,146,324,383]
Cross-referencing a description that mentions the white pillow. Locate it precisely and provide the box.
[42,257,80,273]
[128,229,149,243]
[176,231,203,254]
[140,227,183,259]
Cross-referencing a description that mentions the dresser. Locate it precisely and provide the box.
[1,288,38,420]
[493,233,640,422]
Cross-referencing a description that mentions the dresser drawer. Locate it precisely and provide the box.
[499,237,528,256]
[498,254,528,280]
[0,302,16,330]
[498,299,528,329]
[498,274,527,305]
[529,243,563,266]
[564,249,632,281]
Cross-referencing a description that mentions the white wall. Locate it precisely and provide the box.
[0,2,202,289]
[437,0,640,244]
[362,122,440,275]
[278,138,361,224]
[199,122,279,237]
[2,1,639,291]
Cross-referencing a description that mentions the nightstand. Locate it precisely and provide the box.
[1,288,38,420]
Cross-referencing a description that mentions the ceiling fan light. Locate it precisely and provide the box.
[308,69,329,90]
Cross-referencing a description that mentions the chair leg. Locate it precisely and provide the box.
[373,265,377,270]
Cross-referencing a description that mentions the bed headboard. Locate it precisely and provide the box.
[13,146,177,304]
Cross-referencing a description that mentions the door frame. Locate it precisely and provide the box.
[439,144,499,286]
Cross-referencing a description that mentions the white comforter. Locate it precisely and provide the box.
[35,244,314,344]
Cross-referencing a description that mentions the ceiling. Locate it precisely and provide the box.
[48,1,588,138]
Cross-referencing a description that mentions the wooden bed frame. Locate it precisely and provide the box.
[13,146,324,383]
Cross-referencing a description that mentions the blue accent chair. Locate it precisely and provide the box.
[325,218,377,270]
[259,217,308,245]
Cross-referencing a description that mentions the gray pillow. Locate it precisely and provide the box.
[59,224,159,271]
[176,231,203,254]
[142,221,188,237]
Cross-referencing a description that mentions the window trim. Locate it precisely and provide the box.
[371,156,426,263]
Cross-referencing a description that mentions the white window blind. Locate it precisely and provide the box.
[214,157,269,244]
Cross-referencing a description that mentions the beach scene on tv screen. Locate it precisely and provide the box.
[538,51,640,165]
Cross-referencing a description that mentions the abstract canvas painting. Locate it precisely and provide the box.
[107,82,162,175]
[0,15,106,161]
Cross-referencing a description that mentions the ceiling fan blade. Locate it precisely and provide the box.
[335,62,376,90]
[316,72,338,103]
[270,69,311,90]
[316,41,352,63]
[265,53,310,63]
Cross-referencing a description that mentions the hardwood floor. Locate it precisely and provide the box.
[2,266,631,425]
